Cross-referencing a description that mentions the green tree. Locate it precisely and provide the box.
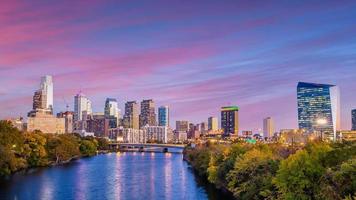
[23,132,48,167]
[227,148,279,200]
[80,140,97,156]
[46,134,80,164]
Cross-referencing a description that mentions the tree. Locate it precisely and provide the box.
[23,132,48,167]
[80,140,97,156]
[227,148,279,200]
[46,134,80,164]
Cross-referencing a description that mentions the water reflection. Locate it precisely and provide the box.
[0,153,234,200]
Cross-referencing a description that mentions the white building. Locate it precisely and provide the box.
[74,92,92,121]
[144,125,168,143]
[263,117,275,138]
[122,128,146,143]
[105,98,120,119]
[40,75,53,112]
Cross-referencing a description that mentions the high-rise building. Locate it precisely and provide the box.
[352,109,356,131]
[297,82,340,140]
[28,76,54,117]
[105,98,119,128]
[158,106,169,127]
[144,125,168,143]
[139,99,156,128]
[74,92,92,122]
[200,122,208,135]
[221,106,239,135]
[263,117,275,138]
[105,98,119,118]
[123,101,139,129]
[208,117,218,131]
[40,75,53,112]
[176,120,189,132]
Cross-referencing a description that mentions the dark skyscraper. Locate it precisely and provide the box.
[221,106,239,135]
[139,99,156,128]
[297,82,340,140]
[352,109,356,131]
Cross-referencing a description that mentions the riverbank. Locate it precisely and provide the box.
[183,141,356,200]
[0,121,110,178]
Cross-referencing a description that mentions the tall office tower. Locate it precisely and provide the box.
[74,92,92,122]
[32,90,46,111]
[208,117,218,131]
[104,98,119,118]
[221,106,239,135]
[158,106,169,127]
[40,75,53,112]
[105,98,119,128]
[297,82,340,140]
[123,101,139,129]
[263,117,275,138]
[176,121,189,132]
[139,99,156,128]
[352,109,356,131]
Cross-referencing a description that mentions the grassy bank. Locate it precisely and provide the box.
[0,121,109,177]
[184,141,355,200]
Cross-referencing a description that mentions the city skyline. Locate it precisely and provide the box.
[1,1,356,131]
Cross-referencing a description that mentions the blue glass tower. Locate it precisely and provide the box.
[158,106,169,127]
[352,109,356,131]
[297,82,340,140]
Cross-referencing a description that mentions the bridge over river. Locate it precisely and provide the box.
[108,143,186,153]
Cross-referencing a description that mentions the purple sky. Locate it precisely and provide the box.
[1,0,356,131]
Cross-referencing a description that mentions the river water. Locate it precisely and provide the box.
[0,152,233,200]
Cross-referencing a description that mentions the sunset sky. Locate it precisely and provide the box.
[1,0,356,131]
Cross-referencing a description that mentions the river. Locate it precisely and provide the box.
[0,152,234,200]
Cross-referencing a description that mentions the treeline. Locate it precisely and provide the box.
[0,120,109,177]
[184,140,356,200]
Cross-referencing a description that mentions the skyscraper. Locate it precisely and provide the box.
[208,117,218,131]
[297,82,340,140]
[123,101,139,129]
[221,106,239,135]
[352,109,356,131]
[176,121,189,132]
[40,75,53,112]
[158,106,169,127]
[139,99,156,128]
[74,92,92,121]
[28,76,53,117]
[263,117,275,138]
[105,98,119,128]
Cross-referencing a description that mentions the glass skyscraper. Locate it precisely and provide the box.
[158,106,169,127]
[297,82,340,140]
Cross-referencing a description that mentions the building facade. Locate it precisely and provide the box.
[208,117,218,131]
[143,125,168,143]
[27,113,65,134]
[139,99,156,128]
[176,120,189,132]
[123,101,139,129]
[74,92,92,122]
[158,106,169,127]
[297,82,340,140]
[104,98,120,128]
[221,106,239,135]
[57,111,74,133]
[40,75,53,112]
[263,117,275,138]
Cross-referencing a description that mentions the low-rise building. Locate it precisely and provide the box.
[337,130,356,141]
[144,125,168,143]
[27,113,65,134]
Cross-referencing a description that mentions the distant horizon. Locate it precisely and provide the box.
[1,1,356,131]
